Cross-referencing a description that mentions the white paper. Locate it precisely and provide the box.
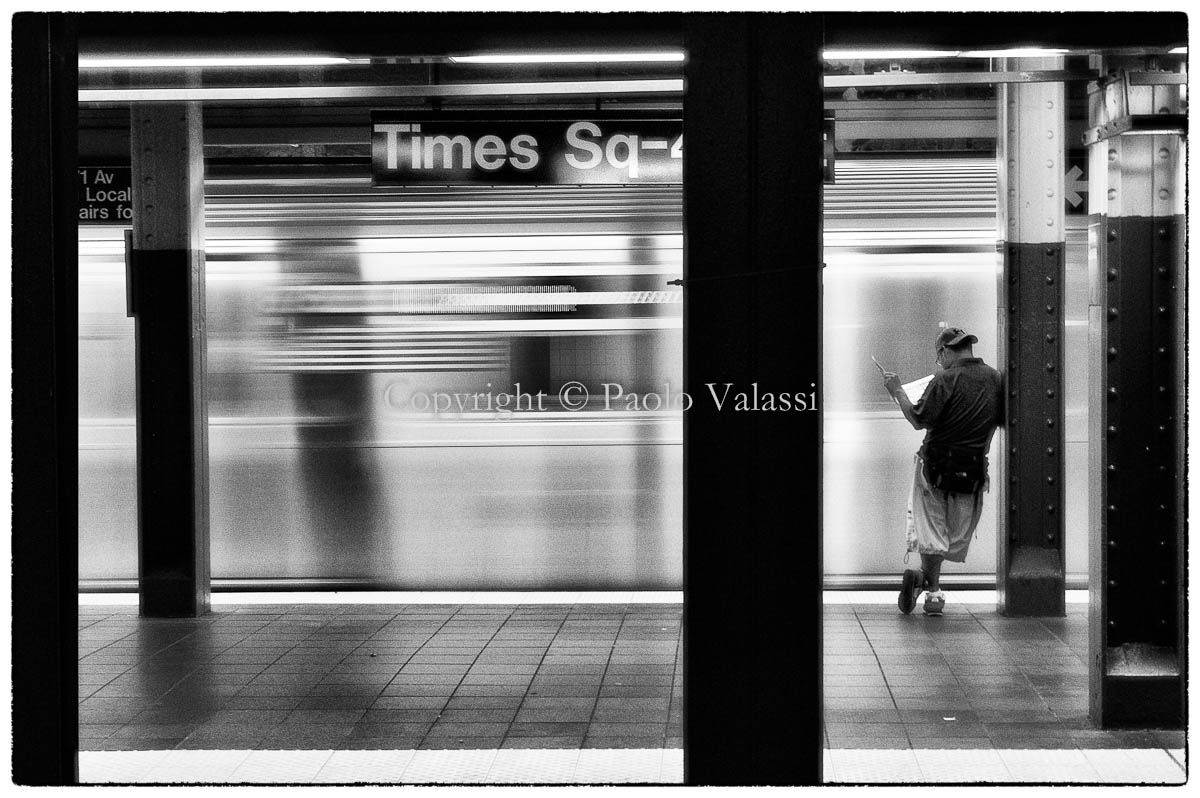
[901,374,935,404]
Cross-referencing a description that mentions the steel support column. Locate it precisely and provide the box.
[11,12,79,785]
[130,104,212,617]
[1086,57,1185,728]
[684,14,823,785]
[996,58,1067,616]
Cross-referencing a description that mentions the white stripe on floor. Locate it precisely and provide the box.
[824,748,1185,784]
[80,748,685,784]
[80,746,1183,784]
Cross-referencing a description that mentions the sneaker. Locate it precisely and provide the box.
[923,591,946,616]
[898,569,924,615]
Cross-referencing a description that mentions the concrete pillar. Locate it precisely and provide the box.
[130,104,211,617]
[1086,56,1185,728]
[995,59,1067,616]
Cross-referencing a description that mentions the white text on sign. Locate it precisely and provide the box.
[374,122,682,180]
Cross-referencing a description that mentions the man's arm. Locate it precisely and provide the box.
[883,372,923,430]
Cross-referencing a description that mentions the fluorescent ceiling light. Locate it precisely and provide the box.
[823,49,961,60]
[448,52,685,64]
[823,47,1078,61]
[1170,47,1188,54]
[959,48,1070,57]
[79,56,361,69]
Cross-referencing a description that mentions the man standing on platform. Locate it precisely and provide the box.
[881,327,1004,616]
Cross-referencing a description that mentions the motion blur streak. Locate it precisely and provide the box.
[823,158,1090,584]
[80,158,1089,588]
[79,184,683,589]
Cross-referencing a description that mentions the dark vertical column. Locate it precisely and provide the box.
[683,14,823,785]
[130,104,211,617]
[11,12,79,785]
[995,60,1067,617]
[1086,57,1185,728]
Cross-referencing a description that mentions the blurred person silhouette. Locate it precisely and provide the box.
[288,263,390,581]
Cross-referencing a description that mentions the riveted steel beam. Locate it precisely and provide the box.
[1083,113,1187,145]
[1087,56,1185,728]
[995,58,1067,617]
[130,104,212,617]
[1084,65,1189,145]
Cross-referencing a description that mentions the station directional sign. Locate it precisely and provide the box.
[1065,154,1089,215]
[1065,164,1087,209]
[372,113,682,186]
[78,166,133,224]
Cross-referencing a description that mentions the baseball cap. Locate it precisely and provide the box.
[935,327,978,349]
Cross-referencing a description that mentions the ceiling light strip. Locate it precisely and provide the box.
[450,52,685,64]
[823,49,962,60]
[823,48,1074,60]
[79,79,684,104]
[79,56,361,69]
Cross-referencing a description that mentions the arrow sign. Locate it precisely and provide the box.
[1065,164,1087,208]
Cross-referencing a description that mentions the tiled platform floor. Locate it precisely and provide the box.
[824,597,1186,784]
[78,593,1187,784]
[79,601,681,783]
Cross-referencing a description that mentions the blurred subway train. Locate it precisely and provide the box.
[79,182,685,589]
[78,156,1091,590]
[823,158,1090,586]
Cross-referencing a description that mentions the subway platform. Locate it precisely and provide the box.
[78,593,683,784]
[78,591,1186,784]
[823,591,1186,784]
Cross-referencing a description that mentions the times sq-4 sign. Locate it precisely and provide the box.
[371,113,682,186]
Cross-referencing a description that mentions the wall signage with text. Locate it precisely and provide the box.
[78,166,133,224]
[372,113,682,186]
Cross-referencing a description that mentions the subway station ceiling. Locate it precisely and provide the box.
[76,13,1186,166]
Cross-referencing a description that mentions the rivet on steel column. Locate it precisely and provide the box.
[996,56,1067,617]
[1086,54,1185,729]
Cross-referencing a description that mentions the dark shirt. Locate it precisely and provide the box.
[911,358,1004,451]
